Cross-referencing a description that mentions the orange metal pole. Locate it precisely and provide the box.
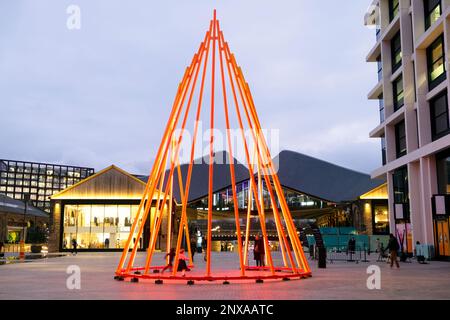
[218,33,276,275]
[233,62,309,272]
[175,150,194,267]
[244,79,309,272]
[145,34,208,273]
[243,177,252,266]
[222,40,294,274]
[224,47,295,271]
[116,63,191,274]
[151,153,168,233]
[206,10,217,277]
[172,23,213,276]
[232,62,303,270]
[216,19,245,276]
[257,154,270,267]
[125,46,203,273]
[122,65,189,273]
[126,58,196,274]
[166,141,174,263]
[138,42,207,274]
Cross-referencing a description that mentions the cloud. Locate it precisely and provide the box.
[0,0,381,176]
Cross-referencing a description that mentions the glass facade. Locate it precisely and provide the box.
[62,204,146,249]
[0,160,94,212]
[427,35,446,90]
[188,179,327,213]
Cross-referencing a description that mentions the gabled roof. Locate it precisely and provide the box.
[51,165,147,200]
[0,194,49,218]
[273,150,385,203]
[138,151,250,203]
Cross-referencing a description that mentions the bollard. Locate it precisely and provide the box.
[318,247,326,268]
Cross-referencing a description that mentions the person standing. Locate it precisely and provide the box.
[202,236,207,261]
[71,238,78,255]
[254,235,265,267]
[388,233,400,268]
[177,249,189,277]
[190,237,196,263]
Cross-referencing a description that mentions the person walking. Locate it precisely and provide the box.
[71,238,78,255]
[388,233,400,268]
[161,248,176,274]
[177,249,189,277]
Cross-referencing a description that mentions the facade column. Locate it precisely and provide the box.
[408,161,423,244]
[387,171,396,234]
[48,201,61,253]
[419,156,437,246]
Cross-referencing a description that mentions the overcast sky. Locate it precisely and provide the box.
[0,0,380,175]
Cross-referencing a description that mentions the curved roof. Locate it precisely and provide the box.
[136,149,384,204]
[273,150,385,203]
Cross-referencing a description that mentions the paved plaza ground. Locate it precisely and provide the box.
[0,252,449,300]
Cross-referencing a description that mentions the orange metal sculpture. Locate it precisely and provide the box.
[114,10,311,284]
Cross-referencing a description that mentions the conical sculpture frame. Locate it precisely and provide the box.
[115,11,311,284]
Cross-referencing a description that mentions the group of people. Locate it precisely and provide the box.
[161,248,190,277]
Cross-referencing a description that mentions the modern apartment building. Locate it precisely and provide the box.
[365,0,450,259]
[0,159,94,213]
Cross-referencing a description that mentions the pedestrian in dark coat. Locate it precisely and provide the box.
[254,235,265,267]
[71,238,78,255]
[387,233,400,268]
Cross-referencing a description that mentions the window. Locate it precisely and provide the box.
[381,136,387,165]
[393,76,404,111]
[389,0,400,22]
[436,149,450,194]
[413,61,417,102]
[393,166,409,204]
[377,55,383,82]
[425,0,442,30]
[430,90,450,141]
[427,35,446,90]
[395,120,407,158]
[379,94,385,123]
[391,32,402,72]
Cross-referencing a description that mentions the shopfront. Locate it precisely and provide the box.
[433,149,450,259]
[49,165,168,252]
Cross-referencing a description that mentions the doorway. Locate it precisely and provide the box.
[435,218,450,257]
